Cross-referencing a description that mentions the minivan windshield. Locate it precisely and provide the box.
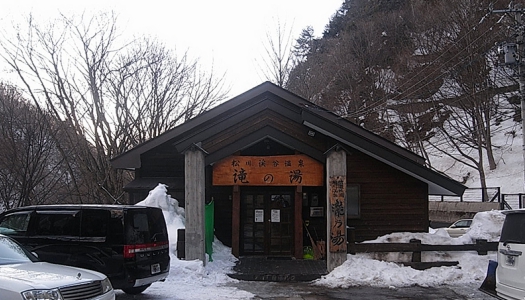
[125,209,168,244]
[500,213,525,244]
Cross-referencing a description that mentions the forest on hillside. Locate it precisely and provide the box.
[271,0,525,193]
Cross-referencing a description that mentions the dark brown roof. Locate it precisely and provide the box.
[111,81,465,196]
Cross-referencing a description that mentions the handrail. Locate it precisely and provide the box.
[429,187,501,202]
[347,239,498,260]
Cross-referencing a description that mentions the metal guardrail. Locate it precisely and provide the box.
[429,187,501,203]
[501,193,525,209]
[429,187,525,209]
[428,187,525,210]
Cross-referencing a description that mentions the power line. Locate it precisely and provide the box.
[491,6,525,193]
[338,5,506,119]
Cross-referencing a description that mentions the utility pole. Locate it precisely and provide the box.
[494,8,525,193]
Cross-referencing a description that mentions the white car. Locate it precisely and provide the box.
[444,219,472,238]
[497,210,525,300]
[0,234,115,300]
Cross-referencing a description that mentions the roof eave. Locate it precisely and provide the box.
[302,117,466,197]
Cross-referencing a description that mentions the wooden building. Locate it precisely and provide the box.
[111,82,465,270]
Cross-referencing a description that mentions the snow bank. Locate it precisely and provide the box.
[136,183,185,257]
[315,210,505,288]
[134,184,252,299]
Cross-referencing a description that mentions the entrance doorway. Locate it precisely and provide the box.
[241,189,294,256]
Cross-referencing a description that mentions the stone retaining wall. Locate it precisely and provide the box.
[429,201,501,223]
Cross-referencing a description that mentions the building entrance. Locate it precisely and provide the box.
[240,189,294,256]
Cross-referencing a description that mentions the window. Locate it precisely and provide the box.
[500,214,525,244]
[346,185,360,218]
[0,213,31,235]
[80,210,109,239]
[126,209,168,244]
[35,211,80,236]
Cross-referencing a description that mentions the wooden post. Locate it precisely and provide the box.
[326,147,347,272]
[347,227,356,255]
[232,185,240,257]
[184,145,206,264]
[410,239,422,262]
[294,185,303,259]
[476,239,488,255]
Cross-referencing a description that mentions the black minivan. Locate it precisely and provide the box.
[0,204,170,295]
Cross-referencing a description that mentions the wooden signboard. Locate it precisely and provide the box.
[213,155,323,186]
[329,175,347,253]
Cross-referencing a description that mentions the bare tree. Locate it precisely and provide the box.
[286,0,519,194]
[107,39,228,147]
[258,18,295,87]
[0,83,80,209]
[0,12,228,204]
[394,0,514,194]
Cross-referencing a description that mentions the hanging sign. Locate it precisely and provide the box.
[212,154,323,186]
[329,175,347,253]
[271,209,280,223]
[254,209,264,223]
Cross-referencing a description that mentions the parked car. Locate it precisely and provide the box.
[496,210,525,300]
[0,234,115,300]
[444,219,472,238]
[0,204,170,295]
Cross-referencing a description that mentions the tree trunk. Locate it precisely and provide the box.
[483,109,497,170]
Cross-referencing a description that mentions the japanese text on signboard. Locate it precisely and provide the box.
[212,155,323,186]
[329,175,346,253]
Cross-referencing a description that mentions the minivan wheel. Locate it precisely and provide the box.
[122,284,151,295]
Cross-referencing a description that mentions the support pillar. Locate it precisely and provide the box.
[232,185,240,257]
[184,145,206,264]
[294,185,304,259]
[326,147,347,272]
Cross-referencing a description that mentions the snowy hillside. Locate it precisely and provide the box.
[428,117,524,194]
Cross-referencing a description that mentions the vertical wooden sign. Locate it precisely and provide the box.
[329,175,346,253]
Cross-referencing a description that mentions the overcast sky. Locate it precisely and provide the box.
[1,0,343,96]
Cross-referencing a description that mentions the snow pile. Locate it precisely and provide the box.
[136,183,185,257]
[134,184,253,299]
[145,239,252,300]
[367,210,505,245]
[315,210,505,288]
[315,250,495,288]
[315,255,473,288]
[456,210,506,243]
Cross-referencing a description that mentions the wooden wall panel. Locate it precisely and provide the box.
[210,186,233,247]
[346,150,428,242]
[140,146,185,177]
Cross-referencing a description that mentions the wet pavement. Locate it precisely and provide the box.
[225,281,495,300]
[115,280,496,299]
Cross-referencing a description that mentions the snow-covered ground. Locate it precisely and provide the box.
[124,184,506,299]
[429,116,524,194]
